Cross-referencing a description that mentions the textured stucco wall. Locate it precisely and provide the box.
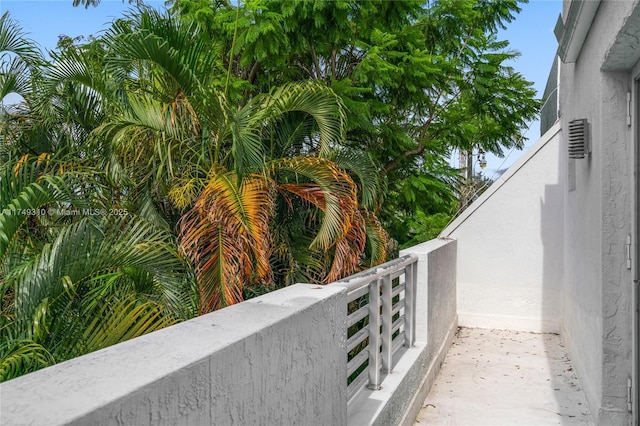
[400,238,457,344]
[424,239,457,362]
[602,2,640,71]
[560,58,605,426]
[441,124,563,333]
[559,0,636,423]
[0,284,348,426]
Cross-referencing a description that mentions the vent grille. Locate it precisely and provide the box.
[568,118,589,159]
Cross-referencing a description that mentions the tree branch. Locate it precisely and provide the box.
[310,46,323,79]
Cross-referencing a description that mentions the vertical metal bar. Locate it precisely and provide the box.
[381,274,392,373]
[404,263,414,347]
[367,279,381,390]
[412,261,418,346]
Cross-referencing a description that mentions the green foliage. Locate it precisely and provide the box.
[0,341,55,382]
[0,158,195,381]
[168,0,539,244]
[457,171,495,213]
[1,0,541,379]
[400,212,453,249]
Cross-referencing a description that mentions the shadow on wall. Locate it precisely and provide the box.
[541,121,564,337]
[540,123,590,423]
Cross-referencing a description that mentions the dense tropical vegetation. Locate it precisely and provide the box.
[0,0,539,381]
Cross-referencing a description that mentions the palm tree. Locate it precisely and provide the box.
[0,14,197,381]
[0,12,42,103]
[95,9,390,313]
[0,12,45,163]
[0,156,197,382]
[0,8,391,383]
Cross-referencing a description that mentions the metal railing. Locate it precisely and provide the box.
[331,254,418,403]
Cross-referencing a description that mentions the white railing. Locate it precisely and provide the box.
[331,254,418,402]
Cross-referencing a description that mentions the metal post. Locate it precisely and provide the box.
[367,279,381,390]
[381,274,392,373]
[404,264,415,347]
[412,261,418,346]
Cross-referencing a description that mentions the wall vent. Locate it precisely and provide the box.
[568,118,590,159]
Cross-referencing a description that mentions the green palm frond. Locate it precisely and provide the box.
[329,148,381,210]
[0,12,43,67]
[267,110,314,158]
[0,56,30,100]
[0,340,55,382]
[197,92,265,175]
[0,158,78,264]
[104,9,215,100]
[270,217,326,286]
[101,96,186,143]
[135,191,172,231]
[0,13,43,110]
[97,96,194,191]
[272,156,358,252]
[39,51,108,130]
[1,210,193,375]
[259,81,347,157]
[68,296,176,357]
[8,215,187,324]
[112,33,196,94]
[45,50,96,88]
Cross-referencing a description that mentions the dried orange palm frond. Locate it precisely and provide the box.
[179,172,274,313]
[324,209,367,283]
[362,210,391,268]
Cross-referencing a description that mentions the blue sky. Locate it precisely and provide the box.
[1,0,561,175]
[0,0,165,49]
[492,0,562,176]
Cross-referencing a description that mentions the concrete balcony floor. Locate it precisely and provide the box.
[415,328,593,425]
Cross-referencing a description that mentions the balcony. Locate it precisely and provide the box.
[0,123,593,425]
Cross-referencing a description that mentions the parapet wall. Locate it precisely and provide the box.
[0,284,348,426]
[0,239,458,426]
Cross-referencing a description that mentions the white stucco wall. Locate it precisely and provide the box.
[0,284,349,426]
[559,1,637,423]
[560,55,605,426]
[441,123,563,333]
[0,242,460,426]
